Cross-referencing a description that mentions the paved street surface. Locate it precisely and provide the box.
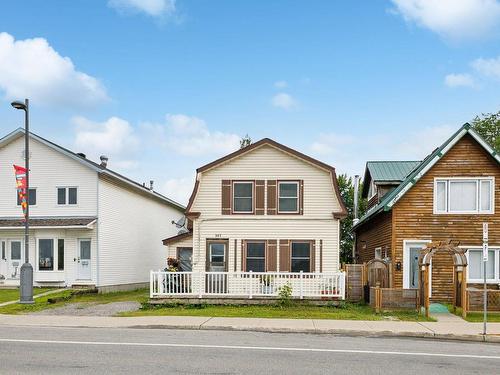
[0,326,499,374]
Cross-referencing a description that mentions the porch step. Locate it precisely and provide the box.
[71,284,97,291]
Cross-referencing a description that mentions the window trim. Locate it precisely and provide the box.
[368,179,377,200]
[290,240,312,273]
[56,186,78,206]
[245,240,267,272]
[231,181,255,214]
[277,180,300,214]
[433,177,494,215]
[463,246,500,284]
[15,187,37,207]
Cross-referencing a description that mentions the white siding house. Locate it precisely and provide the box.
[0,128,184,291]
[156,138,347,300]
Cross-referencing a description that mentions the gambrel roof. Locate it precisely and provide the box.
[0,128,185,212]
[185,137,348,219]
[354,123,500,229]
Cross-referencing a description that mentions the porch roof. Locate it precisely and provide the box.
[0,217,97,229]
[162,231,192,245]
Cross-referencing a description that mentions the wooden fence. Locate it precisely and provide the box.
[344,264,364,301]
[466,288,500,312]
[370,286,419,312]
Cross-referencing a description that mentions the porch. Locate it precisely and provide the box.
[150,271,345,300]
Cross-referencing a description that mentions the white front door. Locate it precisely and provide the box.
[403,240,431,291]
[6,240,22,279]
[77,239,91,280]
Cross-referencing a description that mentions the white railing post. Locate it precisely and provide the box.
[198,271,203,298]
[341,272,346,300]
[300,271,304,299]
[249,270,253,299]
[150,271,154,298]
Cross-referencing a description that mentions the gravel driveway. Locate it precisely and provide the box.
[30,301,141,317]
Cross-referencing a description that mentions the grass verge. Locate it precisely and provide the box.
[450,306,500,322]
[0,288,149,315]
[120,301,434,321]
[0,287,57,304]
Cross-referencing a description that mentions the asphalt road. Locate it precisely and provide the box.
[0,326,499,374]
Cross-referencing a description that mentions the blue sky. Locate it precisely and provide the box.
[0,0,499,204]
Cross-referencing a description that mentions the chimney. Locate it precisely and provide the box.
[353,175,360,226]
[100,155,108,168]
[149,180,154,191]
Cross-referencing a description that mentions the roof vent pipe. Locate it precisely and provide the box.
[353,175,360,226]
[100,155,108,168]
[149,180,154,191]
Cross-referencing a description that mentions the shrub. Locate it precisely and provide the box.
[277,283,293,307]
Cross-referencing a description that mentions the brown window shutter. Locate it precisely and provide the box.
[310,240,316,272]
[267,180,277,215]
[221,180,232,215]
[299,180,304,215]
[266,240,277,271]
[255,180,265,215]
[279,239,290,272]
[241,240,246,271]
[319,240,323,273]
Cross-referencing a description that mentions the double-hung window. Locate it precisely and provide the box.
[245,242,266,272]
[467,248,499,283]
[291,242,311,272]
[278,181,299,213]
[434,178,494,214]
[38,239,54,271]
[233,181,253,213]
[17,188,36,206]
[57,187,78,205]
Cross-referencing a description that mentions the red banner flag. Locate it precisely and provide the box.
[14,165,27,219]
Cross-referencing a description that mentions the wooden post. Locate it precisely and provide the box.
[375,282,381,313]
[452,267,457,314]
[424,267,430,319]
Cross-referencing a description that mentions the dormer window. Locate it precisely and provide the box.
[232,181,254,213]
[434,177,494,214]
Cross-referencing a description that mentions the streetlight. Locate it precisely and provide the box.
[11,98,34,304]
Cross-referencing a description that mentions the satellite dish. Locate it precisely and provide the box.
[177,228,189,235]
[172,216,186,228]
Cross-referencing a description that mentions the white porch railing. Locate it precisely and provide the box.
[150,271,345,300]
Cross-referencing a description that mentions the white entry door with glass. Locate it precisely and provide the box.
[76,239,91,280]
[404,241,430,291]
[0,240,22,279]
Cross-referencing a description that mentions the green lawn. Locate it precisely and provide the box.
[0,288,432,321]
[447,305,500,322]
[0,287,55,304]
[120,301,433,321]
[0,288,149,315]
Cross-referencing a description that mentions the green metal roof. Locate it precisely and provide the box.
[354,123,500,230]
[367,161,420,182]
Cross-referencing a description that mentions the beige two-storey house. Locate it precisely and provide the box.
[159,138,347,299]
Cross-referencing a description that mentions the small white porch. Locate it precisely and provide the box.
[150,271,345,300]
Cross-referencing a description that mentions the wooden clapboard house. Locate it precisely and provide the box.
[162,138,347,278]
[353,123,500,302]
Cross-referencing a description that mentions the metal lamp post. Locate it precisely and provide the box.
[11,98,34,304]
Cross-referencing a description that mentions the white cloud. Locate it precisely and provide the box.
[310,125,455,176]
[472,56,500,79]
[0,32,108,108]
[162,176,195,205]
[391,0,500,41]
[274,81,288,89]
[271,93,297,110]
[108,0,176,17]
[142,113,241,157]
[73,116,139,170]
[444,73,476,88]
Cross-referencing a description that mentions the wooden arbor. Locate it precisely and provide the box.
[418,242,468,318]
